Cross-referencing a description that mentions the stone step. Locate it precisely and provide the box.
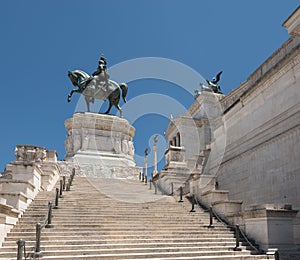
[3,237,237,247]
[0,256,273,260]
[25,206,189,211]
[18,215,212,223]
[0,245,250,256]
[0,177,270,259]
[11,224,230,231]
[1,241,240,250]
[16,217,216,223]
[0,247,264,258]
[5,233,236,242]
[8,232,233,240]
[0,250,270,259]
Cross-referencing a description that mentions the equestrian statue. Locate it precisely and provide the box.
[67,55,128,117]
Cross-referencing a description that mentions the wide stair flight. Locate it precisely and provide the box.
[0,176,274,259]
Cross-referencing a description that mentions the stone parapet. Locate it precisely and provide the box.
[165,145,185,166]
[40,162,60,191]
[212,200,243,218]
[283,6,300,37]
[201,189,229,206]
[243,204,298,252]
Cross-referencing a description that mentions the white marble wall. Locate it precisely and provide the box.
[208,37,300,245]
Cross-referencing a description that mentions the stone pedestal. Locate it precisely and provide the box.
[243,204,298,252]
[62,112,139,179]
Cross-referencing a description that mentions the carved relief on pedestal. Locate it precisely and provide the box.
[122,140,128,154]
[73,130,81,153]
[114,138,121,154]
[65,130,74,156]
[82,129,89,151]
[128,140,134,156]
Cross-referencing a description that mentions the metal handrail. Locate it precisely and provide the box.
[17,239,27,260]
[192,195,262,253]
[16,170,77,259]
[17,200,50,259]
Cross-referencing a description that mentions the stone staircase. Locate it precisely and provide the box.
[0,176,274,259]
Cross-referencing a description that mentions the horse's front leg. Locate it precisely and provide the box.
[68,89,77,102]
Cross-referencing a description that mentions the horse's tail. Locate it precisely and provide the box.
[119,83,128,103]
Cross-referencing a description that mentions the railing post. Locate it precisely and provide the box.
[32,223,43,258]
[17,239,25,260]
[66,181,70,191]
[190,194,196,212]
[178,186,183,202]
[234,224,241,251]
[71,171,75,183]
[145,175,147,184]
[170,183,173,196]
[154,181,157,194]
[208,207,214,228]
[54,188,59,209]
[46,201,54,228]
[139,172,141,181]
[149,179,152,190]
[63,176,66,191]
[59,180,64,198]
[142,172,144,182]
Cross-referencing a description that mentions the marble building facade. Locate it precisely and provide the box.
[158,6,300,253]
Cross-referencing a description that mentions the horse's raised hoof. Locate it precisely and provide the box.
[67,96,71,103]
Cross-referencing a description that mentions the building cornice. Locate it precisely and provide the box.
[222,36,300,114]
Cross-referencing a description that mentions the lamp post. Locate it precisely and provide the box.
[144,148,148,183]
[152,135,158,179]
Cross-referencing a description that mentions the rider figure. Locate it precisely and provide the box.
[92,55,110,86]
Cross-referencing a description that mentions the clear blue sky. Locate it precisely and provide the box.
[0,1,298,173]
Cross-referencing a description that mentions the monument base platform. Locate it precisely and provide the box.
[60,112,140,179]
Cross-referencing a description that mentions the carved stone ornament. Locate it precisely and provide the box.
[128,141,134,156]
[114,139,121,154]
[122,140,129,154]
[14,145,46,165]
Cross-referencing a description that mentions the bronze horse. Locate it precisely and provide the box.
[67,70,128,117]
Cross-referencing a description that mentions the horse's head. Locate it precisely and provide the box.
[68,71,79,86]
